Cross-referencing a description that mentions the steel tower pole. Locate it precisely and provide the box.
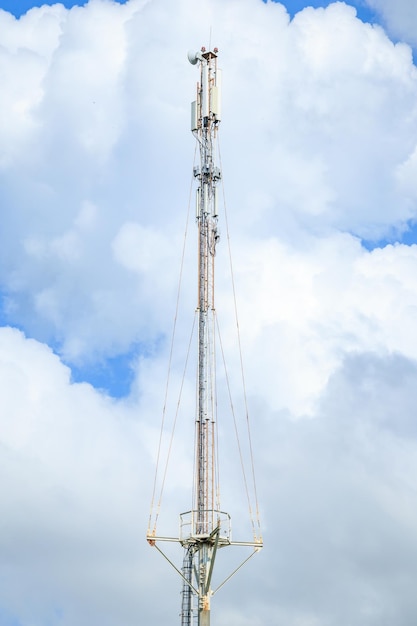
[186,47,223,626]
[195,48,220,538]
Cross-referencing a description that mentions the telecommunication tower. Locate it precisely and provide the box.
[147,48,262,626]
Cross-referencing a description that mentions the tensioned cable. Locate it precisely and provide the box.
[151,314,197,535]
[217,137,262,540]
[215,315,257,540]
[148,143,198,536]
[213,311,221,513]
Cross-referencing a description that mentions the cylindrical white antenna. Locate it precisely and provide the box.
[201,63,209,118]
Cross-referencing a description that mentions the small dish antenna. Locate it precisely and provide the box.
[188,50,203,65]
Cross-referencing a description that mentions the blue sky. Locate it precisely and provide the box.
[2,3,417,624]
[0,0,379,23]
[283,0,378,23]
[0,0,126,14]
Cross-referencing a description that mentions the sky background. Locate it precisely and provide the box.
[1,0,417,625]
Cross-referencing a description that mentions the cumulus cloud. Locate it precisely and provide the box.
[0,326,158,626]
[1,0,417,362]
[253,351,417,626]
[365,0,417,47]
[2,0,417,625]
[230,235,417,415]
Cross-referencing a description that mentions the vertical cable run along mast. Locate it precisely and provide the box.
[194,47,221,536]
[147,47,262,626]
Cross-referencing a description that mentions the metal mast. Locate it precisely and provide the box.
[182,46,223,626]
[195,49,220,539]
[147,47,262,626]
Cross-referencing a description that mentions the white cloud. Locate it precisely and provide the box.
[2,1,417,625]
[0,326,159,625]
[0,0,416,362]
[365,0,417,47]
[217,233,417,416]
